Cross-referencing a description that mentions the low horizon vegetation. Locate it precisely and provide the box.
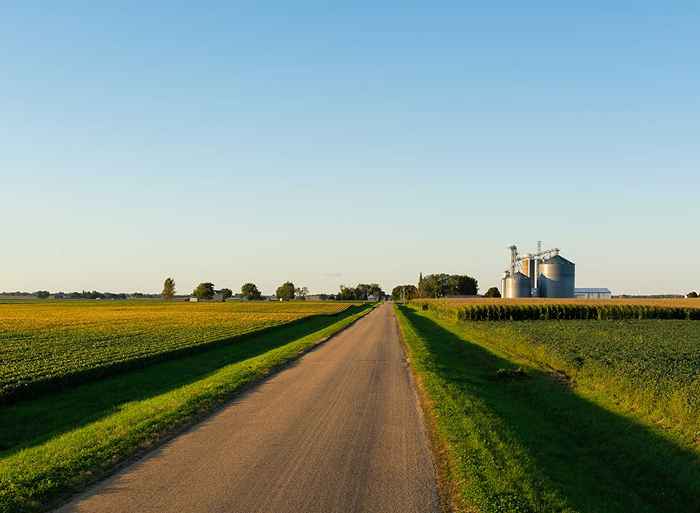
[413,298,700,321]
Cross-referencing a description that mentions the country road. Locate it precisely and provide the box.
[55,303,441,513]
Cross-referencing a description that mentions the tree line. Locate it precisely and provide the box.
[163,278,382,301]
[392,273,479,300]
[391,273,497,301]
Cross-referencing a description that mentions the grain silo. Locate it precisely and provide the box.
[537,255,576,298]
[502,271,532,299]
[502,243,575,299]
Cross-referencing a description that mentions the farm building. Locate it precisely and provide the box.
[189,293,227,302]
[575,288,612,299]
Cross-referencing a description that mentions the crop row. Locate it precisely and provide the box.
[413,300,700,321]
[0,301,352,403]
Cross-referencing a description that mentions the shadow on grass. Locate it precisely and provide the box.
[400,306,700,513]
[0,305,367,457]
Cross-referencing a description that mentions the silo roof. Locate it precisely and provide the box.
[542,254,575,266]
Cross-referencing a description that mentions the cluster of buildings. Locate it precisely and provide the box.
[501,243,611,299]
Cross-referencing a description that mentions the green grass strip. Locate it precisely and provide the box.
[0,306,371,513]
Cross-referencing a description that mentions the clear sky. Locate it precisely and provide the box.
[2,2,699,295]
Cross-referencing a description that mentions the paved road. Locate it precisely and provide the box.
[55,303,441,513]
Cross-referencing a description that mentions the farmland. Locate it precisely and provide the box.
[412,297,700,307]
[0,301,352,402]
[395,303,700,513]
[0,302,372,513]
[411,298,700,321]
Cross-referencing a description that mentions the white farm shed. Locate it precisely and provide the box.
[574,288,612,299]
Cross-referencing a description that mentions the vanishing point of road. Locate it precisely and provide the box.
[55,303,441,513]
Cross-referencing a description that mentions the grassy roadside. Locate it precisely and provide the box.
[394,304,700,513]
[0,305,373,513]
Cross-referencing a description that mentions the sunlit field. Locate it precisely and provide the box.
[0,301,353,402]
[414,297,700,307]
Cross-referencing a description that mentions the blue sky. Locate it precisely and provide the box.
[2,2,698,295]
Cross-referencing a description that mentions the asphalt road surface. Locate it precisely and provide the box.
[55,303,441,513]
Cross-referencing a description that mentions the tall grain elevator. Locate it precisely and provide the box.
[501,243,576,298]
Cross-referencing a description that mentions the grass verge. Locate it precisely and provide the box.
[0,305,372,513]
[394,304,700,513]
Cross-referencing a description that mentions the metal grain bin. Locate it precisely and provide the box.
[504,272,532,298]
[538,255,575,298]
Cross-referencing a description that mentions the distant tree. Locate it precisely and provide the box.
[295,286,309,299]
[276,282,295,301]
[392,285,418,301]
[418,274,446,298]
[162,277,176,300]
[218,288,233,300]
[485,287,502,298]
[35,290,51,299]
[688,291,699,298]
[241,282,262,300]
[419,273,478,297]
[338,285,357,301]
[449,275,479,296]
[193,282,215,300]
[353,283,385,300]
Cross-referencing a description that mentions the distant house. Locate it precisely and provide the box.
[575,288,612,300]
[367,294,379,301]
[189,294,226,303]
[306,294,329,301]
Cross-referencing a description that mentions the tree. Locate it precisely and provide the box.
[392,285,418,301]
[419,273,478,297]
[35,290,51,299]
[218,288,233,300]
[354,283,385,300]
[485,286,502,298]
[295,286,309,300]
[276,282,295,301]
[688,291,699,298]
[193,282,215,300]
[449,275,478,296]
[338,285,356,301]
[162,278,176,300]
[241,283,262,300]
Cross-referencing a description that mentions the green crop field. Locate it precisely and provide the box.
[0,301,353,402]
[395,303,700,513]
[464,319,700,437]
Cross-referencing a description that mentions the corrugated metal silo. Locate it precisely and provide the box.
[504,272,532,298]
[538,255,575,298]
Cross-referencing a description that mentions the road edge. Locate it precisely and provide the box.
[392,303,475,513]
